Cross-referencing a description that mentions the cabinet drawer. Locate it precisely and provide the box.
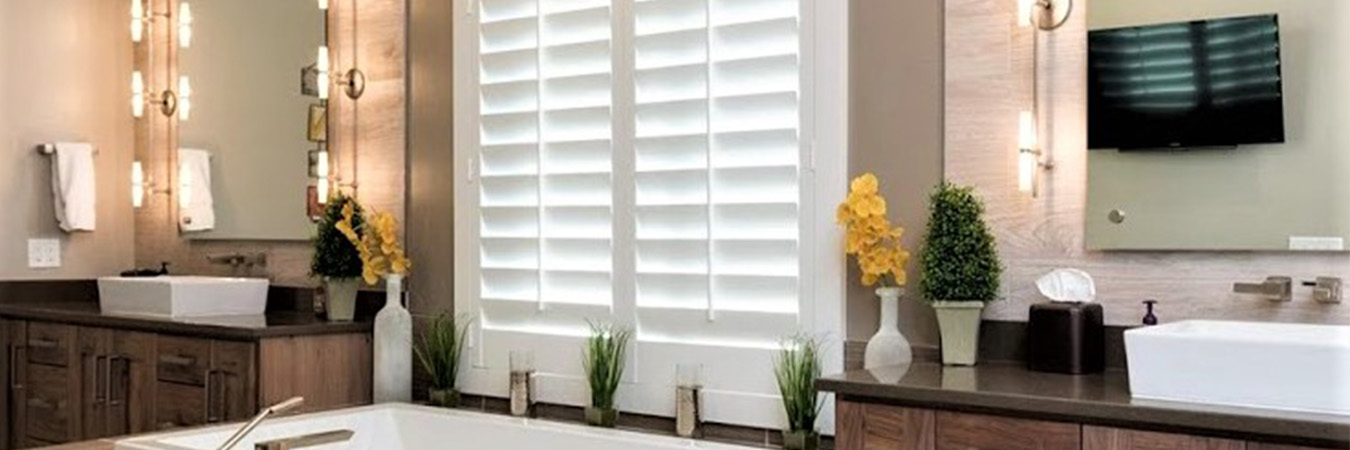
[157,336,211,386]
[26,363,74,444]
[936,411,1080,450]
[1084,426,1244,450]
[155,381,208,430]
[26,322,74,367]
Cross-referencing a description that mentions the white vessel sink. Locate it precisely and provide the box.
[97,276,269,319]
[1126,320,1350,415]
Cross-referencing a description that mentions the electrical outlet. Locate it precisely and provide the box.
[27,239,61,269]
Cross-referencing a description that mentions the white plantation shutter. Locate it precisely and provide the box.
[457,0,838,429]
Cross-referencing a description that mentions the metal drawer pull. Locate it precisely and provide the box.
[253,429,354,450]
[27,338,58,349]
[8,345,21,389]
[160,354,198,366]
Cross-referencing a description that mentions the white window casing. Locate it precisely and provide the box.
[454,0,846,431]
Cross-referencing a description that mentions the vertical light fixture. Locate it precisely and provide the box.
[131,71,146,118]
[132,161,146,208]
[317,0,329,10]
[130,0,145,42]
[1017,0,1034,27]
[179,162,194,209]
[178,2,194,48]
[1018,110,1039,195]
[316,151,331,204]
[177,76,193,121]
[316,46,331,100]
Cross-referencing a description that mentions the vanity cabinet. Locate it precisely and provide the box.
[836,401,1344,450]
[0,319,371,449]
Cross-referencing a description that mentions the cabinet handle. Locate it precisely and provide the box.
[26,338,58,349]
[159,354,197,367]
[106,355,122,407]
[8,344,21,390]
[90,354,107,406]
[26,397,55,410]
[205,369,219,423]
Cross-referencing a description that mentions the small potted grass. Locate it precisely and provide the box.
[583,321,631,428]
[415,313,473,407]
[775,334,823,450]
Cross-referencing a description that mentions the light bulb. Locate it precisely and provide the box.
[179,162,194,209]
[1017,0,1034,27]
[177,76,193,121]
[316,46,331,100]
[131,71,146,118]
[317,0,329,10]
[178,2,194,48]
[1018,110,1037,194]
[1019,110,1037,150]
[132,161,146,208]
[316,151,330,204]
[131,0,145,43]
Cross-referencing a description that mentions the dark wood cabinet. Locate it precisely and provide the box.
[935,411,1080,450]
[837,401,935,450]
[1084,425,1244,450]
[0,319,371,449]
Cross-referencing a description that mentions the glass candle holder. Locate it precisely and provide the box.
[675,363,703,438]
[509,350,535,417]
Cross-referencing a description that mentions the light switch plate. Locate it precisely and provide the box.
[1289,236,1345,251]
[27,239,61,269]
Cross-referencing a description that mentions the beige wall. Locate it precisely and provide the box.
[846,0,945,345]
[0,0,135,279]
[1086,0,1350,251]
[944,0,1349,327]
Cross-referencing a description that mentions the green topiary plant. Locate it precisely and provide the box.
[919,182,1002,302]
[311,193,364,280]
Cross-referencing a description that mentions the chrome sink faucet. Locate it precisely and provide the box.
[1305,277,1343,304]
[1233,276,1293,302]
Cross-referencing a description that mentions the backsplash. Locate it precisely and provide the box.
[132,0,407,287]
[943,0,1350,326]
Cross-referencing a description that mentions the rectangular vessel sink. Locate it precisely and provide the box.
[98,276,269,319]
[1126,320,1350,415]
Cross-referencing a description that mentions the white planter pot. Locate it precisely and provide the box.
[374,274,412,403]
[325,278,360,322]
[932,301,986,366]
[864,287,912,369]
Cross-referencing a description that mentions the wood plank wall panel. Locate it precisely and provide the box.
[134,0,407,287]
[943,0,1350,326]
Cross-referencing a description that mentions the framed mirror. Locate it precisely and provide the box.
[1086,0,1350,251]
[177,0,326,240]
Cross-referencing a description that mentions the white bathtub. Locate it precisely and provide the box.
[115,403,755,450]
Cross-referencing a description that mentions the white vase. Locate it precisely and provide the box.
[864,287,912,369]
[374,274,412,403]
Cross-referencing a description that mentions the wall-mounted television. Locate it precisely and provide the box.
[1088,14,1286,150]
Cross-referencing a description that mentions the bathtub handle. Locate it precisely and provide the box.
[253,429,355,450]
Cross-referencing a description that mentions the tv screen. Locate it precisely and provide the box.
[1088,14,1286,150]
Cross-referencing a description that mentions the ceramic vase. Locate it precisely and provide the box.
[325,278,360,322]
[932,300,986,366]
[374,274,412,403]
[864,287,912,369]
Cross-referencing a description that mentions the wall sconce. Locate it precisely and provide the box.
[1018,0,1073,30]
[131,161,173,208]
[130,0,145,42]
[1018,110,1053,196]
[317,0,329,10]
[178,162,194,209]
[316,150,331,204]
[131,0,192,45]
[178,2,194,48]
[316,46,366,100]
[132,71,192,120]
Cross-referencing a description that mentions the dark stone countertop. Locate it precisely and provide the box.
[0,281,371,341]
[820,362,1350,449]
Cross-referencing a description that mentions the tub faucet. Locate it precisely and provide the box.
[215,396,305,450]
[1233,276,1293,302]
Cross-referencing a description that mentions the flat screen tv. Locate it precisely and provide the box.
[1088,14,1286,150]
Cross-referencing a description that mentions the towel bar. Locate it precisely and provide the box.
[36,144,99,156]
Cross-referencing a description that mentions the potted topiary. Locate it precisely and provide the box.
[311,193,364,322]
[415,313,473,407]
[583,321,631,428]
[775,334,823,450]
[920,182,1002,366]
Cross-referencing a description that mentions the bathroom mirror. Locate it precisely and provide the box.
[1086,0,1350,251]
[178,0,324,240]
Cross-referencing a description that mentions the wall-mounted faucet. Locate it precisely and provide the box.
[1233,276,1293,302]
[1304,277,1343,304]
[207,253,268,269]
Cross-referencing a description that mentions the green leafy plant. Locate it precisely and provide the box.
[919,182,1002,302]
[311,193,364,280]
[583,321,632,410]
[774,334,823,434]
[415,313,474,392]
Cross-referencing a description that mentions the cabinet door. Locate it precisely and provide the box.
[75,327,110,440]
[19,324,79,446]
[210,340,256,423]
[107,330,156,436]
[1083,426,1245,450]
[837,400,935,450]
[1,320,23,450]
[935,411,1080,450]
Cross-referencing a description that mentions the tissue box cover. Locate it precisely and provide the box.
[1027,302,1105,374]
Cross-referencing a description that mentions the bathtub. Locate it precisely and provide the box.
[115,403,755,450]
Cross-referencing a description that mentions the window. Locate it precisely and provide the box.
[454,0,846,429]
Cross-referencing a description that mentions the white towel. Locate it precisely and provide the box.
[178,148,215,232]
[51,142,97,232]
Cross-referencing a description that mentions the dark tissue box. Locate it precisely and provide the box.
[1026,302,1105,375]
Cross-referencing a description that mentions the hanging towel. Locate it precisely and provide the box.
[178,148,215,232]
[51,142,97,232]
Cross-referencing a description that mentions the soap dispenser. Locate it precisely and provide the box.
[1142,300,1159,326]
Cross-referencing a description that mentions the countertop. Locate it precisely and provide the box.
[0,298,372,341]
[820,362,1350,448]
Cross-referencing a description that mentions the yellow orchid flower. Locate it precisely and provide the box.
[837,174,910,288]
